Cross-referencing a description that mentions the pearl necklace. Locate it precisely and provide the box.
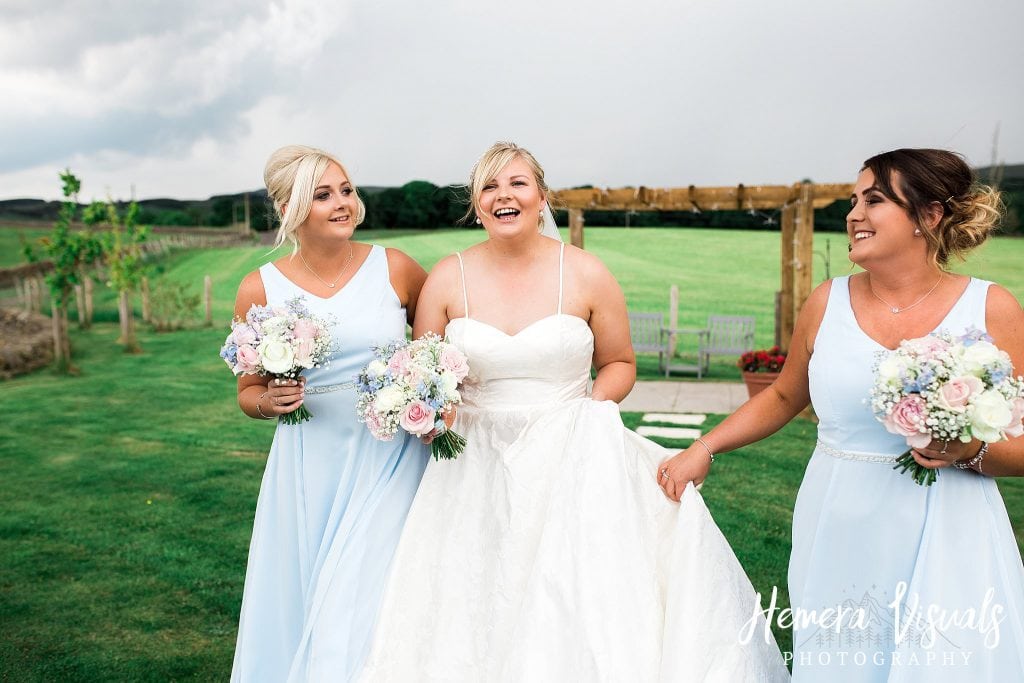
[298,242,354,289]
[868,274,944,314]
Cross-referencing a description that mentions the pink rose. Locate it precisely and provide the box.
[936,376,984,412]
[1006,397,1024,439]
[903,335,950,357]
[232,323,258,347]
[440,346,469,381]
[399,400,436,436]
[294,338,315,368]
[235,344,260,373]
[388,349,413,377]
[292,318,319,342]
[883,395,931,448]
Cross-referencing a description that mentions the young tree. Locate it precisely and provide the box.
[24,170,97,372]
[98,198,149,353]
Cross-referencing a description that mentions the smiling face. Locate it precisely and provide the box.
[846,168,923,267]
[475,156,546,238]
[296,161,357,243]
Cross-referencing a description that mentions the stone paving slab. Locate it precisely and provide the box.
[641,413,706,425]
[635,426,703,440]
[620,381,748,414]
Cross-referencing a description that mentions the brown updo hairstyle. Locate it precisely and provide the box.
[861,148,1004,267]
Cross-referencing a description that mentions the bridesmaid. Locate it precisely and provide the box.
[659,148,1024,681]
[230,145,429,682]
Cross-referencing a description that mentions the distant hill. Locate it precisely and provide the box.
[0,190,272,228]
[976,164,1024,182]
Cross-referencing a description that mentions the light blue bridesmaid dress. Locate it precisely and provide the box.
[791,275,1024,681]
[231,245,428,682]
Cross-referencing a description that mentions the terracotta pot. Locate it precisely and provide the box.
[741,371,780,399]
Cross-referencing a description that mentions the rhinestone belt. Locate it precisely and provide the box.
[815,440,901,464]
[304,382,355,395]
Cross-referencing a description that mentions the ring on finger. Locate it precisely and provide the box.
[940,441,948,455]
[660,468,669,480]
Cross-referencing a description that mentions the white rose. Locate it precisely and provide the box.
[374,385,405,413]
[961,341,1001,377]
[259,339,295,374]
[367,359,387,377]
[440,371,459,396]
[877,355,903,382]
[968,390,1013,443]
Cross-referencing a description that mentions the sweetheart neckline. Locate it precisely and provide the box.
[445,313,590,339]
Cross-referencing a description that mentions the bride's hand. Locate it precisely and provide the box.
[657,445,712,502]
[420,406,457,444]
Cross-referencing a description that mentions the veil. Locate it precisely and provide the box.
[540,205,562,242]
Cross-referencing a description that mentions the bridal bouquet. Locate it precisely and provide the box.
[355,332,470,460]
[220,296,334,425]
[870,328,1024,486]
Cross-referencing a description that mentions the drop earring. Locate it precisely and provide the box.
[475,217,481,225]
[914,228,922,235]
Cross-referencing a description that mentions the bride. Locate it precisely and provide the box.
[361,142,790,681]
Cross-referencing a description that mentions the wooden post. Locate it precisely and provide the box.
[793,182,815,324]
[60,305,71,364]
[141,276,151,323]
[30,277,42,312]
[243,193,251,234]
[15,278,25,311]
[779,201,797,351]
[204,275,213,327]
[84,276,94,325]
[118,291,130,343]
[74,284,86,327]
[50,300,67,370]
[669,285,679,354]
[568,209,584,249]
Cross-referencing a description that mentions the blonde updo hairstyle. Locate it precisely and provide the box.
[862,149,1003,267]
[465,141,551,230]
[264,144,366,252]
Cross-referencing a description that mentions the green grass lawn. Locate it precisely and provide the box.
[2,227,1023,680]
[0,228,48,267]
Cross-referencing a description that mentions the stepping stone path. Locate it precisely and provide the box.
[636,413,706,440]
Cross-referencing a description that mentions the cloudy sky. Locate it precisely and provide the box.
[1,0,1022,201]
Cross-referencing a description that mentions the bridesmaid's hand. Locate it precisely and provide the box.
[657,445,712,502]
[420,406,457,444]
[910,437,979,470]
[264,377,306,415]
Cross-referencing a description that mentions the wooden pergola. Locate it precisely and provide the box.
[551,182,853,351]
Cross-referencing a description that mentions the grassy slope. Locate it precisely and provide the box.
[1,227,1022,679]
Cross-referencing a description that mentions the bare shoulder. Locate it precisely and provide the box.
[803,278,834,315]
[986,283,1023,315]
[426,253,463,282]
[385,246,427,280]
[384,246,420,271]
[986,283,1024,333]
[234,269,267,317]
[563,243,613,282]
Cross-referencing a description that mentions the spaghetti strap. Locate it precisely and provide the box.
[557,242,565,315]
[455,252,470,319]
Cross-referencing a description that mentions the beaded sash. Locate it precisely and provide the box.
[815,440,901,464]
[304,381,355,395]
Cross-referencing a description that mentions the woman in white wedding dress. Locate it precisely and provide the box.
[361,142,790,682]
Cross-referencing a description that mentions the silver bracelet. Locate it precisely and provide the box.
[952,442,988,473]
[255,392,274,420]
[695,437,716,464]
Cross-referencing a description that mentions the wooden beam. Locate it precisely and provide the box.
[569,208,584,248]
[779,202,797,352]
[793,183,815,325]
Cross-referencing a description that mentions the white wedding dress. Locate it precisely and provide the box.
[361,243,790,682]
